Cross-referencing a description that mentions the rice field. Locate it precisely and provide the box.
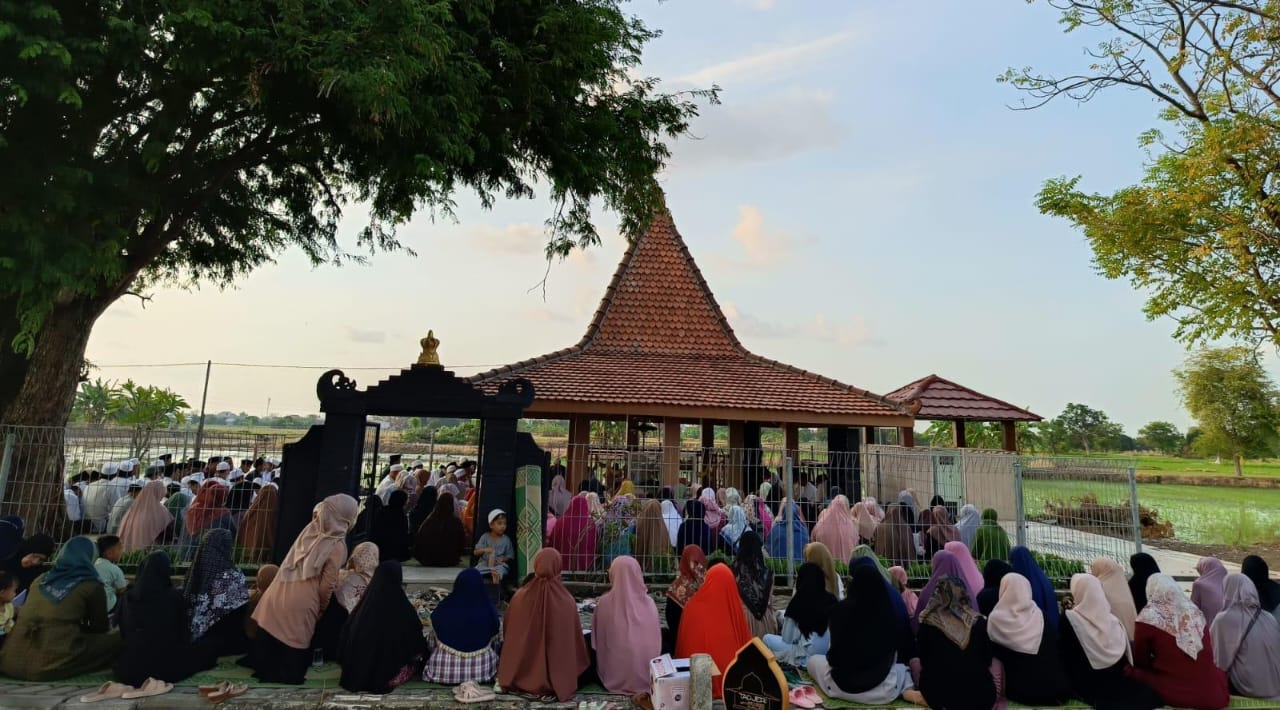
[1023,479,1280,546]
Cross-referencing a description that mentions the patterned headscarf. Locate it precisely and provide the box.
[1138,573,1206,658]
[920,576,979,650]
[183,528,249,640]
[732,530,773,620]
[666,544,706,608]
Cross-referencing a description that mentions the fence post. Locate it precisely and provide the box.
[0,430,15,508]
[874,449,882,502]
[1128,466,1143,554]
[1013,460,1027,548]
[785,455,795,585]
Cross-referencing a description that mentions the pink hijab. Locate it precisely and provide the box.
[811,495,859,561]
[851,500,878,542]
[943,541,985,603]
[593,556,661,695]
[119,479,173,552]
[754,497,774,539]
[890,565,918,615]
[549,495,597,572]
[699,488,725,529]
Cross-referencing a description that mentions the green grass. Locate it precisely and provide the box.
[1093,453,1280,478]
[1024,479,1280,546]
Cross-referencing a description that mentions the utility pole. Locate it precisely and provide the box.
[193,360,211,460]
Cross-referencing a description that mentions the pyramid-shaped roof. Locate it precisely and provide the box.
[885,374,1041,422]
[470,212,909,425]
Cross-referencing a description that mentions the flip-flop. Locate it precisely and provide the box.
[802,685,824,705]
[198,683,228,697]
[121,678,173,699]
[789,686,816,709]
[79,682,134,703]
[454,682,497,704]
[207,683,249,704]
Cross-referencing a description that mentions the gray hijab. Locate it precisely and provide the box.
[956,504,981,548]
[1210,573,1280,701]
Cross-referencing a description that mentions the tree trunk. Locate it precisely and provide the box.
[0,295,114,534]
[1235,453,1244,478]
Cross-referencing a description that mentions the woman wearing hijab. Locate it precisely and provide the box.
[675,563,752,699]
[247,493,358,684]
[1129,573,1229,709]
[810,495,858,563]
[236,484,278,563]
[0,537,122,680]
[336,561,426,694]
[184,479,234,541]
[848,549,916,663]
[547,475,572,517]
[425,568,502,684]
[0,515,22,564]
[413,491,465,567]
[987,572,1071,706]
[335,542,380,612]
[1129,551,1161,611]
[872,503,915,566]
[118,479,173,552]
[659,497,682,548]
[969,508,1011,561]
[1010,546,1059,630]
[1059,574,1162,709]
[184,528,250,657]
[1242,555,1280,613]
[245,564,279,641]
[767,500,809,561]
[1192,556,1228,622]
[809,564,920,704]
[349,494,382,547]
[498,548,590,702]
[733,531,778,638]
[955,504,980,547]
[751,493,774,540]
[675,499,723,558]
[592,556,661,695]
[976,558,1011,616]
[370,489,411,562]
[165,487,190,541]
[915,576,995,710]
[889,565,918,616]
[226,479,257,522]
[916,507,939,557]
[924,505,960,555]
[548,494,598,572]
[720,504,748,553]
[698,487,725,531]
[408,486,436,538]
[943,540,984,605]
[114,550,216,686]
[665,545,706,648]
[1091,557,1139,640]
[2,531,54,596]
[897,490,920,530]
[1211,573,1280,700]
[763,563,835,666]
[913,550,977,630]
[631,499,672,573]
[802,541,842,599]
[849,500,878,546]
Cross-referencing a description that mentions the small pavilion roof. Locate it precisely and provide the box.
[470,212,910,426]
[885,374,1041,422]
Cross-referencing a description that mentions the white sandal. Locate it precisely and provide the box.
[121,678,173,699]
[79,682,134,703]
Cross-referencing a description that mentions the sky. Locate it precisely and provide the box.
[83,0,1267,432]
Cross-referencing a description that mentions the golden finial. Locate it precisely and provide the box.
[416,330,441,367]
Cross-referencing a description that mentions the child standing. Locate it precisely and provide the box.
[473,510,513,602]
[0,571,17,649]
[94,535,127,617]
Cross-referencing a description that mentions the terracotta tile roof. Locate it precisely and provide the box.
[470,212,906,421]
[885,375,1041,422]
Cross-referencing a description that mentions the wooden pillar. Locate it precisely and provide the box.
[625,416,640,449]
[700,420,716,481]
[567,414,590,490]
[954,420,967,448]
[663,418,681,488]
[863,426,877,448]
[1002,420,1018,452]
[900,426,915,448]
[743,422,763,495]
[827,427,860,501]
[728,421,745,490]
[784,423,799,465]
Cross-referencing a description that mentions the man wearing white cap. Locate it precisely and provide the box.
[81,465,116,533]
[376,464,403,504]
[109,459,135,501]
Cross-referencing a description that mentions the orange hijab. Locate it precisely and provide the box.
[497,548,590,702]
[675,563,752,698]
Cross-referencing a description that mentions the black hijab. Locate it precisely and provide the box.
[409,485,436,534]
[977,559,1011,616]
[1243,555,1280,613]
[786,563,836,637]
[337,561,427,694]
[827,565,898,694]
[731,530,773,620]
[122,550,183,639]
[225,480,256,514]
[413,492,464,567]
[3,533,54,595]
[370,490,411,562]
[676,500,718,558]
[1128,552,1160,611]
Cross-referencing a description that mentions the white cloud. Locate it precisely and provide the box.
[668,89,844,173]
[722,302,877,346]
[466,223,546,256]
[678,30,858,87]
[730,205,806,267]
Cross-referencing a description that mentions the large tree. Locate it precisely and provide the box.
[1173,346,1280,476]
[1055,402,1123,453]
[1005,1,1280,346]
[1137,420,1184,454]
[0,0,715,429]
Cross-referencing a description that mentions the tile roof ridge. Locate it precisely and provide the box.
[887,373,1041,421]
[467,346,584,383]
[743,353,910,414]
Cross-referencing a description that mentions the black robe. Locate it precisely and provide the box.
[990,622,1072,706]
[1058,615,1163,710]
[917,618,996,710]
[370,490,411,562]
[113,551,215,686]
[337,561,426,693]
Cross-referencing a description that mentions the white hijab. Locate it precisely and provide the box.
[987,573,1044,655]
[956,504,981,547]
[1066,573,1132,669]
[659,499,681,547]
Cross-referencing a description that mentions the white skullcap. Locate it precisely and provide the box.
[411,460,424,469]
[119,460,135,473]
[228,468,244,481]
[488,509,506,524]
[390,464,404,473]
[215,461,231,472]
[103,463,119,475]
